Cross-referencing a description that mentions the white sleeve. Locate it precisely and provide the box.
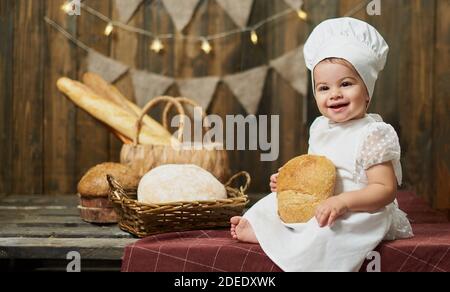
[355,123,403,186]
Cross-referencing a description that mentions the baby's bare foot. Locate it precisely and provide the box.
[230,216,241,239]
[230,216,258,243]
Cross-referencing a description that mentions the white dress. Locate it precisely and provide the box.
[243,114,413,272]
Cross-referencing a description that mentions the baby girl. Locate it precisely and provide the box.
[230,17,413,272]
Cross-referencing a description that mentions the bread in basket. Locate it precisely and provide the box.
[107,171,250,238]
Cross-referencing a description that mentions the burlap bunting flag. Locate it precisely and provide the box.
[113,0,144,24]
[283,0,304,10]
[130,69,174,107]
[216,0,254,28]
[270,46,308,96]
[86,50,129,83]
[177,77,220,111]
[224,66,269,115]
[162,0,201,32]
[85,46,308,114]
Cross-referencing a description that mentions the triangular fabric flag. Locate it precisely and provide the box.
[114,0,144,24]
[216,0,254,28]
[270,46,308,96]
[162,0,201,32]
[177,77,220,111]
[87,50,129,83]
[130,69,174,107]
[224,66,269,115]
[283,0,304,10]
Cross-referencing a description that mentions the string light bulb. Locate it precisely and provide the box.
[150,38,164,53]
[250,30,259,45]
[201,39,212,54]
[61,2,72,14]
[104,22,114,36]
[297,7,308,21]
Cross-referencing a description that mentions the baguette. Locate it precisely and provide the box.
[82,72,136,115]
[57,77,174,145]
[82,72,171,136]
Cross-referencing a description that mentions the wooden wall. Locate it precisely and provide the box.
[0,0,448,209]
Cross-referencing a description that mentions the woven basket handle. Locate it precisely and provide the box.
[162,97,211,131]
[225,171,251,193]
[134,96,186,145]
[106,174,130,201]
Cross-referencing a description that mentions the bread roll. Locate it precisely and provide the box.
[77,163,140,224]
[137,164,227,204]
[277,155,336,223]
[78,163,140,197]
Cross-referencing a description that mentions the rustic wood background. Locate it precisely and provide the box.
[0,0,448,209]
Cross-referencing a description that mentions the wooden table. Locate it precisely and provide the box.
[0,193,262,272]
[0,194,137,272]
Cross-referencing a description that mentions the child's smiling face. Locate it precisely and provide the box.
[313,59,369,123]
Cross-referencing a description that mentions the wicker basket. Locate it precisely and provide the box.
[107,172,251,238]
[120,96,230,183]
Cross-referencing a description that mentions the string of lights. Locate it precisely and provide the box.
[61,1,308,54]
[56,0,370,55]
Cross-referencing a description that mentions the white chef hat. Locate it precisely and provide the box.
[303,17,389,100]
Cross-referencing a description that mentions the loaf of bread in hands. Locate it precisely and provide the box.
[277,155,336,223]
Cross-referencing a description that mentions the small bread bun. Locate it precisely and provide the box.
[77,163,140,197]
[277,155,336,223]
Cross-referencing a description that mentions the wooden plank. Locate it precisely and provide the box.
[265,0,309,175]
[0,238,137,260]
[366,1,400,129]
[247,0,275,192]
[144,0,175,77]
[12,0,46,194]
[109,0,143,163]
[0,223,131,239]
[0,194,132,239]
[0,194,77,206]
[140,0,179,122]
[0,0,15,194]
[75,0,111,184]
[199,0,249,187]
[397,0,435,202]
[0,207,80,222]
[432,0,450,209]
[340,0,369,19]
[43,0,78,195]
[0,214,82,225]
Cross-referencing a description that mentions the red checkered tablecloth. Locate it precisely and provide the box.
[121,192,450,272]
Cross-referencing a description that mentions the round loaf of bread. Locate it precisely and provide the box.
[77,162,140,224]
[277,155,336,223]
[137,164,227,204]
[77,162,140,197]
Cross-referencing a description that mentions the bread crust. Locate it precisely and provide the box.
[78,163,140,197]
[277,155,336,223]
[57,77,173,145]
[137,164,227,204]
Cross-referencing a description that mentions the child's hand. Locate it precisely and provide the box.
[269,172,279,193]
[315,196,349,228]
